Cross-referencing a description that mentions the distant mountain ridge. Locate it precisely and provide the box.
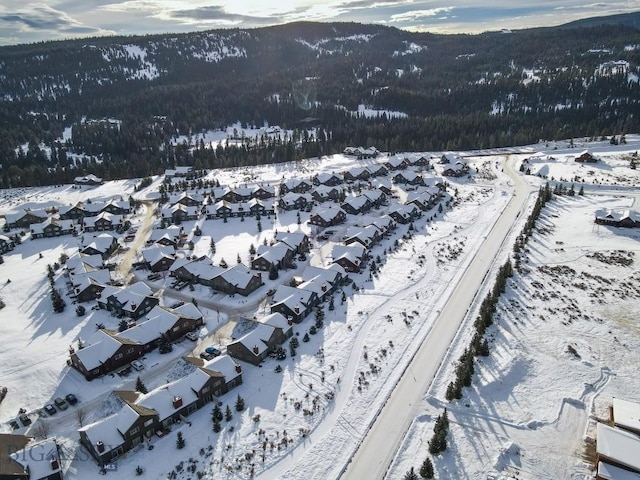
[561,11,640,29]
[1,17,640,187]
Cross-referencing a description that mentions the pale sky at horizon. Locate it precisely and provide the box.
[1,1,639,46]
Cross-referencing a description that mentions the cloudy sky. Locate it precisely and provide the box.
[1,1,639,46]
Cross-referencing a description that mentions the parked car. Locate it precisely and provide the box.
[65,393,78,405]
[44,404,56,415]
[199,351,215,361]
[185,331,198,341]
[205,346,221,357]
[19,413,31,426]
[131,360,144,371]
[54,397,69,410]
[9,419,20,430]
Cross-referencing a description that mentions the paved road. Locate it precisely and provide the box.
[341,157,533,479]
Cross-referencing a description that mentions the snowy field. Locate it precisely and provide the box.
[0,136,639,480]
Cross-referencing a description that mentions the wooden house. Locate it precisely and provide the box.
[270,285,318,323]
[0,234,15,254]
[31,218,76,239]
[74,174,103,186]
[0,435,64,480]
[274,231,310,254]
[97,282,159,320]
[278,192,312,211]
[331,244,367,273]
[595,209,640,228]
[226,323,283,365]
[81,233,119,259]
[313,173,343,186]
[343,167,371,182]
[5,209,48,229]
[308,208,347,228]
[69,329,146,380]
[252,243,294,272]
[341,195,372,215]
[575,151,597,163]
[141,245,176,272]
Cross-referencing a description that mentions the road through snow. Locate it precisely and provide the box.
[341,157,532,479]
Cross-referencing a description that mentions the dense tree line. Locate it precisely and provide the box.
[2,21,640,187]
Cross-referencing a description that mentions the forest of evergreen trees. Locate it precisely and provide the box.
[1,20,640,187]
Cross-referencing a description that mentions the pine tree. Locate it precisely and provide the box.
[135,376,148,394]
[210,239,216,254]
[235,394,245,412]
[212,404,223,422]
[268,263,279,280]
[404,467,419,480]
[419,457,434,479]
[176,431,185,449]
[118,319,129,332]
[225,405,233,421]
[213,418,221,433]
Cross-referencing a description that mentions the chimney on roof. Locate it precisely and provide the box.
[252,345,259,355]
[130,303,137,311]
[294,306,300,315]
[50,457,59,470]
[321,284,327,292]
[235,364,242,373]
[172,396,183,409]
[96,441,105,453]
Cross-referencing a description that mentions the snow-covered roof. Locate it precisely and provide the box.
[135,368,213,422]
[202,355,242,382]
[75,330,137,372]
[30,217,75,234]
[82,233,117,253]
[9,437,62,479]
[255,244,291,263]
[173,302,203,320]
[258,312,290,330]
[79,403,147,450]
[312,207,345,222]
[272,284,315,306]
[218,263,256,289]
[342,195,370,210]
[332,244,366,263]
[595,209,640,223]
[230,324,276,355]
[598,461,640,479]
[613,398,640,433]
[597,422,640,471]
[274,231,307,249]
[141,245,175,265]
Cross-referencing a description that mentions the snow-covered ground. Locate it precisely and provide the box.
[0,136,639,480]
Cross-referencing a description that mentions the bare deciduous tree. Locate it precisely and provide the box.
[34,419,51,439]
[76,407,87,427]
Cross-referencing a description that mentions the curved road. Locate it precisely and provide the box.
[341,157,533,479]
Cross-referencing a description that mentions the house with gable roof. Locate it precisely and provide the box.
[311,185,343,203]
[341,195,372,215]
[280,178,313,195]
[0,434,64,480]
[30,217,76,239]
[82,212,122,232]
[74,173,103,186]
[595,209,640,228]
[278,192,312,211]
[81,233,119,259]
[343,166,371,182]
[313,172,343,186]
[97,282,159,319]
[331,244,367,273]
[79,402,158,464]
[270,284,318,323]
[141,245,176,272]
[343,225,381,250]
[226,322,284,365]
[212,263,263,296]
[252,243,294,272]
[69,329,146,380]
[5,209,48,229]
[0,234,16,254]
[308,207,347,228]
[274,231,310,254]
